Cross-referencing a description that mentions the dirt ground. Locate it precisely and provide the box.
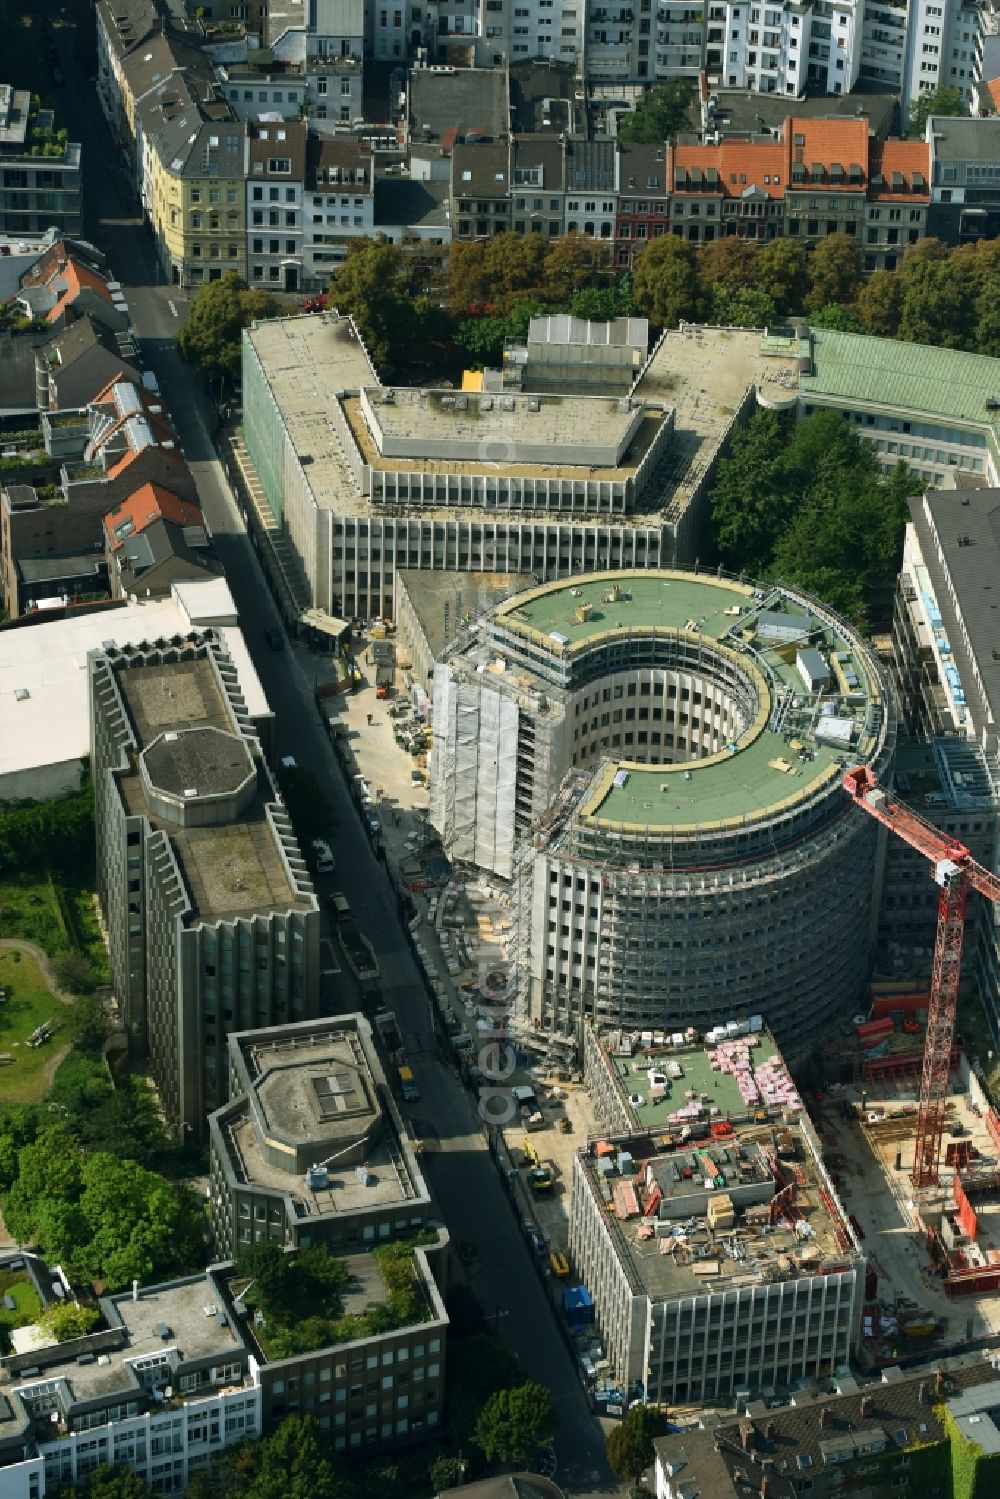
[819,1078,1000,1346]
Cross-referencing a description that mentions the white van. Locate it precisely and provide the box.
[312,839,335,873]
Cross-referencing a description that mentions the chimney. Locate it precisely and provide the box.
[919,1381,928,1405]
[860,1395,872,1419]
[132,1279,139,1301]
[764,1420,776,1439]
[740,1419,754,1450]
[819,1406,830,1428]
[935,1368,946,1397]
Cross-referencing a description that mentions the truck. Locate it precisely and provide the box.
[374,1008,403,1056]
[398,1065,420,1103]
[338,922,379,983]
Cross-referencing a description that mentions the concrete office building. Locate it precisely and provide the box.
[240,312,803,623]
[89,631,320,1135]
[569,1024,864,1405]
[208,1016,432,1259]
[892,487,1000,1031]
[429,570,894,1058]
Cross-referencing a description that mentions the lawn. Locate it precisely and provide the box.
[0,946,71,1105]
[0,1268,42,1352]
[0,874,108,982]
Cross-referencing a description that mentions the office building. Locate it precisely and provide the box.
[0,86,83,238]
[89,630,320,1134]
[429,569,894,1057]
[570,1023,864,1404]
[208,1015,433,1258]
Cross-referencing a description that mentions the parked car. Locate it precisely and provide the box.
[312,839,335,874]
[265,625,285,651]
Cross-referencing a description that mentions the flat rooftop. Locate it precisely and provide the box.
[396,568,533,663]
[632,327,802,522]
[249,1027,378,1151]
[115,657,307,922]
[343,396,664,485]
[360,385,648,469]
[408,67,507,143]
[12,1276,245,1408]
[609,1030,782,1130]
[0,581,267,789]
[485,571,884,833]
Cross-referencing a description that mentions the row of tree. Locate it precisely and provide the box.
[0,777,95,881]
[708,408,920,626]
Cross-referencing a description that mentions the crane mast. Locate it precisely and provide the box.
[843,766,1000,1187]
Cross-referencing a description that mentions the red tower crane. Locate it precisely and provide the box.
[844,765,1000,1187]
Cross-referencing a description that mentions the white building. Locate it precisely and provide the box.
[0,578,267,803]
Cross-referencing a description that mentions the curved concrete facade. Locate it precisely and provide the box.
[429,569,896,1059]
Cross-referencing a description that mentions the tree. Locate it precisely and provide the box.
[245,1415,351,1499]
[974,272,1000,357]
[428,1452,467,1491]
[708,282,776,329]
[698,237,758,296]
[618,81,693,142]
[632,235,701,328]
[39,1300,100,1341]
[807,303,866,333]
[570,278,636,320]
[176,273,280,386]
[446,1333,523,1448]
[908,84,965,138]
[855,270,905,338]
[606,1404,673,1481]
[328,238,422,374]
[473,1380,558,1465]
[540,231,609,302]
[709,408,789,573]
[896,257,977,349]
[805,234,862,313]
[69,1465,157,1499]
[754,238,809,316]
[65,991,105,1048]
[56,951,98,997]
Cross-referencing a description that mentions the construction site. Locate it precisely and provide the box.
[429,567,894,1062]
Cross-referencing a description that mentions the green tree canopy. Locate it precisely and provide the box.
[855,269,906,337]
[908,84,965,138]
[753,238,809,316]
[698,236,758,296]
[708,282,776,329]
[472,1380,558,1465]
[64,1464,158,1499]
[176,273,280,385]
[896,256,978,349]
[632,235,701,328]
[606,1404,673,1481]
[39,1299,100,1342]
[805,234,862,313]
[808,303,866,333]
[709,408,920,628]
[618,81,693,142]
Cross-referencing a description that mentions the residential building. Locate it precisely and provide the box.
[653,1356,1000,1499]
[89,632,321,1133]
[17,239,129,335]
[451,140,512,240]
[34,316,142,413]
[301,136,375,285]
[208,1015,433,1257]
[103,482,221,600]
[562,139,618,238]
[511,134,567,239]
[614,142,669,268]
[406,67,508,151]
[783,116,870,244]
[0,1258,262,1499]
[669,135,787,244]
[0,577,267,803]
[96,0,162,148]
[247,119,307,292]
[863,137,930,269]
[0,86,83,238]
[926,113,1000,242]
[153,117,249,289]
[1,532,108,620]
[569,1023,864,1402]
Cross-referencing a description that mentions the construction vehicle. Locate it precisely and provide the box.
[529,1164,555,1192]
[549,1250,570,1277]
[844,766,1000,1186]
[398,1065,420,1103]
[522,1137,540,1169]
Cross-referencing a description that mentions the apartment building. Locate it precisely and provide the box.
[103,482,221,600]
[511,135,568,238]
[562,139,618,237]
[926,114,1000,243]
[667,119,930,264]
[614,142,669,268]
[451,140,512,239]
[247,119,307,292]
[89,633,321,1134]
[570,1025,864,1403]
[34,316,142,412]
[653,1356,1000,1499]
[0,86,83,239]
[208,1015,432,1257]
[95,0,162,147]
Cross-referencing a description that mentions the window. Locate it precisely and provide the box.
[268,158,292,174]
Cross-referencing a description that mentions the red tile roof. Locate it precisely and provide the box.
[104,482,202,548]
[988,77,1000,112]
[868,138,931,200]
[670,138,789,198]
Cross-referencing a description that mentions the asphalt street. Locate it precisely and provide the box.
[50,24,619,1493]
